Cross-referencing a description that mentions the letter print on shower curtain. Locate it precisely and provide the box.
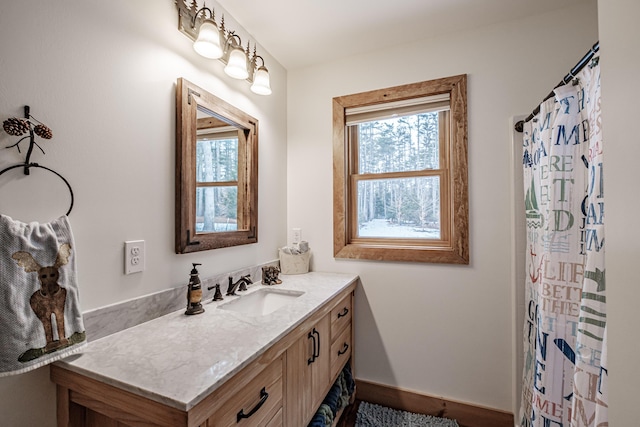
[519,58,607,427]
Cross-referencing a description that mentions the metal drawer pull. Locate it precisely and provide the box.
[313,329,321,358]
[237,387,269,422]
[338,342,349,356]
[337,307,349,318]
[307,329,317,364]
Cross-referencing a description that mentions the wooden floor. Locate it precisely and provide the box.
[335,400,360,427]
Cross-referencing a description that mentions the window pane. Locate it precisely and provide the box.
[354,112,440,174]
[195,186,238,232]
[196,138,238,183]
[356,177,440,239]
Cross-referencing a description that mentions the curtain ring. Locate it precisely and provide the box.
[563,72,574,85]
[0,163,74,216]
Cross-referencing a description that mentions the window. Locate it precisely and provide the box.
[333,75,468,264]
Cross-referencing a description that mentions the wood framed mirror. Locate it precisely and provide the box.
[176,78,258,253]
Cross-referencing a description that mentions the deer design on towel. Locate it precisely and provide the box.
[12,243,72,352]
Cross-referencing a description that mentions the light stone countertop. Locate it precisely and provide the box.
[54,271,358,411]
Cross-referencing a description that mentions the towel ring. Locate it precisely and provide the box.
[0,162,74,216]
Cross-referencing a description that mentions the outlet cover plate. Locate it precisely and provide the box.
[125,240,145,274]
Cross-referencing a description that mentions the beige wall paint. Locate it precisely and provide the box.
[287,3,599,413]
[0,1,287,426]
[598,0,640,424]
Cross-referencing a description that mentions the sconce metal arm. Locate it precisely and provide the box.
[225,33,243,50]
[190,6,214,28]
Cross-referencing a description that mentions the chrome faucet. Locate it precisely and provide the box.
[226,274,252,296]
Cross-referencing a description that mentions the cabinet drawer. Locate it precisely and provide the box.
[265,408,282,427]
[330,324,352,380]
[207,356,283,427]
[330,293,352,340]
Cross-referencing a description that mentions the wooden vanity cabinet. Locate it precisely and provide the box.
[51,283,355,427]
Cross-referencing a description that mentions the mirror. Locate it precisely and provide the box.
[176,78,258,253]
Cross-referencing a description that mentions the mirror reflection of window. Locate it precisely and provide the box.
[195,131,239,232]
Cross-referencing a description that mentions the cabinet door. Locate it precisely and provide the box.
[285,314,330,426]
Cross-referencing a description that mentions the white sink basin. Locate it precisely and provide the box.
[219,288,305,316]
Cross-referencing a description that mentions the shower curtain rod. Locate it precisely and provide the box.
[514,41,599,132]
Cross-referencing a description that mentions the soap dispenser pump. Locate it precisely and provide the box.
[185,263,205,315]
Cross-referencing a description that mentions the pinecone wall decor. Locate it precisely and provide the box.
[2,106,54,159]
[34,124,53,140]
[2,118,30,136]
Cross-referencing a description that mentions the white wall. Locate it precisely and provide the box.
[287,3,598,413]
[0,1,287,426]
[598,0,640,425]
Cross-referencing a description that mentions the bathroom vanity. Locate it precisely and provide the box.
[50,272,357,427]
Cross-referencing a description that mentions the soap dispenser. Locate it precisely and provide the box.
[185,263,205,315]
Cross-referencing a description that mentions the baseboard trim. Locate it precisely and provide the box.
[355,379,514,427]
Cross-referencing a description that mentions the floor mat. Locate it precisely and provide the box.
[355,401,459,427]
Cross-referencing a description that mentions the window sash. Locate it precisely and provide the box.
[348,111,447,174]
[347,110,450,245]
[349,172,448,245]
[348,175,450,245]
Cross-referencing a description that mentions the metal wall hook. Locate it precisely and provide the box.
[1,105,74,216]
[0,163,74,216]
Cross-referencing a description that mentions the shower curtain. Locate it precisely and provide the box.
[519,58,608,427]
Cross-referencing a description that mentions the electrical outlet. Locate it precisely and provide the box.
[292,228,302,244]
[125,240,145,274]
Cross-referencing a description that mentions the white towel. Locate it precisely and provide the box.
[0,214,86,376]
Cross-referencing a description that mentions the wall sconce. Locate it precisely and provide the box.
[176,1,272,96]
[224,34,249,79]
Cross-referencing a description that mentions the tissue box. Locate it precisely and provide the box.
[279,249,311,274]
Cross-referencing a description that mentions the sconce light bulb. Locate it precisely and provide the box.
[224,47,249,80]
[250,66,272,95]
[193,19,223,59]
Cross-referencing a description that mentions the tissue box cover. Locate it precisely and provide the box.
[279,249,310,274]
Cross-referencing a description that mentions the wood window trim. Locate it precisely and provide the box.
[332,75,469,264]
